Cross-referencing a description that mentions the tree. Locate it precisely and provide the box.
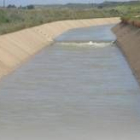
[26,5,35,9]
[7,4,16,9]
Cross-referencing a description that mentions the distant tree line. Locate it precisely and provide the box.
[6,4,35,9]
[7,5,16,8]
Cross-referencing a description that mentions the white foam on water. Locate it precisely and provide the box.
[58,41,114,48]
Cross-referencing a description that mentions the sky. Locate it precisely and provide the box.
[0,0,133,6]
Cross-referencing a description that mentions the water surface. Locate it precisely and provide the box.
[55,24,116,42]
[0,25,140,140]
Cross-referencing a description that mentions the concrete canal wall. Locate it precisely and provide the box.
[113,23,140,84]
[0,17,120,79]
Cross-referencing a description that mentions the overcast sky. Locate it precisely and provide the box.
[0,0,133,6]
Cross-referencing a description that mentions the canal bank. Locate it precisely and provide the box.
[113,23,140,84]
[0,17,120,80]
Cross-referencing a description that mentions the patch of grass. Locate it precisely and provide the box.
[2,2,140,35]
[121,16,140,28]
[0,8,122,35]
[119,2,140,28]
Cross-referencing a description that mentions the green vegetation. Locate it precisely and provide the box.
[0,8,119,35]
[0,1,140,35]
[121,16,140,28]
[119,1,140,28]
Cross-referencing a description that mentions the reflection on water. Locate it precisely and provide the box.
[0,25,140,140]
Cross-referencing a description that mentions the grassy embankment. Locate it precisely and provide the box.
[0,1,140,35]
[120,2,140,27]
[0,8,120,35]
[121,16,140,28]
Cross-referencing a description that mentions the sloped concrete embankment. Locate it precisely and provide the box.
[113,23,140,83]
[0,18,120,79]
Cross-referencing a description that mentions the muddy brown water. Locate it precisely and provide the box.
[0,25,140,140]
